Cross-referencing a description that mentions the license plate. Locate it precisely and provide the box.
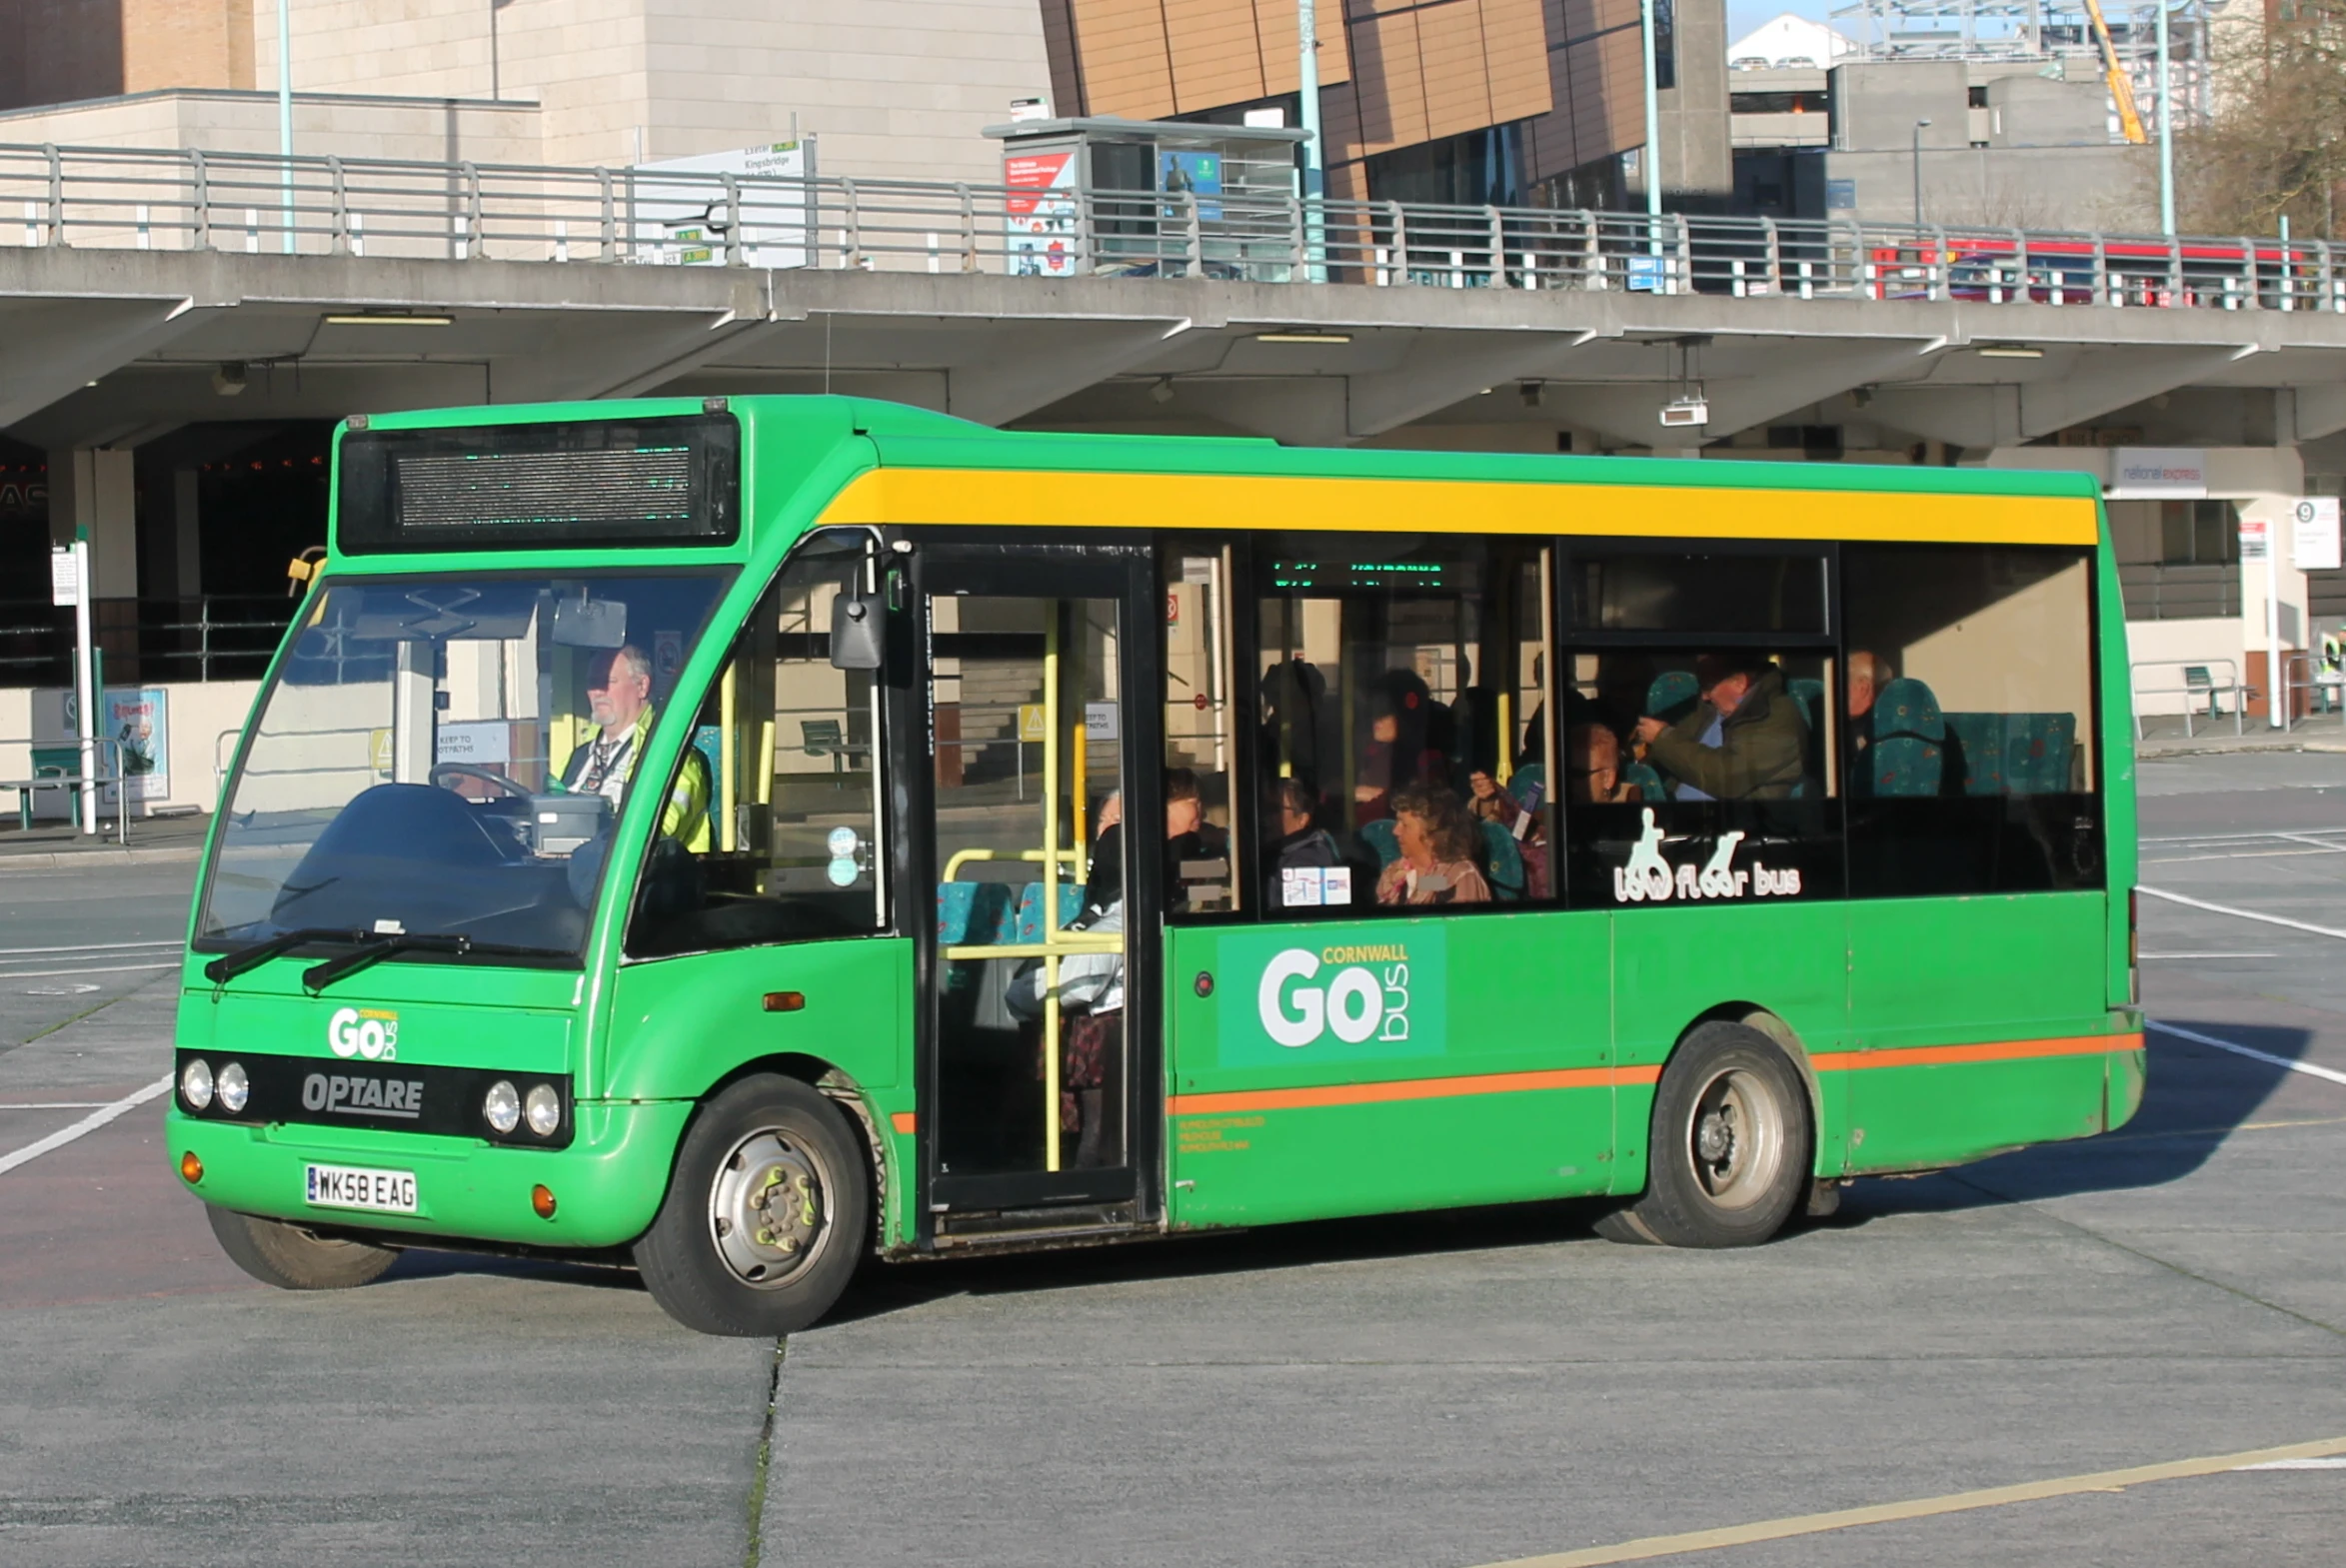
[304,1162,418,1214]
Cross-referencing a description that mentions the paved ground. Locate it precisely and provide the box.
[2,757,2343,1567]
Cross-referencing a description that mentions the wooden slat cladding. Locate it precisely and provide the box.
[1323,0,1553,165]
[1167,0,1277,111]
[1521,0,1645,183]
[1256,0,1355,97]
[1070,0,1180,120]
[1055,0,1355,120]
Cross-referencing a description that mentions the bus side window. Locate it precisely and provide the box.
[1842,543,2100,895]
[1253,535,1549,915]
[1162,541,1240,915]
[627,534,886,957]
[1560,548,1840,909]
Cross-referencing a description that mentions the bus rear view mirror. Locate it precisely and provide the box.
[551,597,628,649]
[831,592,884,671]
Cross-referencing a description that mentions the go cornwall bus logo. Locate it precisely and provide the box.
[326,1006,401,1061]
[1219,926,1445,1066]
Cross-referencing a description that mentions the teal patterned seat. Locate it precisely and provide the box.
[1359,818,1400,867]
[2007,713,2076,793]
[1646,671,1700,725]
[1478,819,1525,900]
[1788,678,1824,729]
[1941,712,2006,795]
[1870,678,1946,796]
[1622,760,1668,800]
[937,881,979,944]
[1013,881,1087,942]
[1943,713,2076,794]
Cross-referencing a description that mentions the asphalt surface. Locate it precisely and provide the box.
[2,757,2343,1567]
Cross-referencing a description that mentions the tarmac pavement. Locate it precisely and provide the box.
[1,755,2343,1566]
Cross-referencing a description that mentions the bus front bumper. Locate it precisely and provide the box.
[168,1099,694,1251]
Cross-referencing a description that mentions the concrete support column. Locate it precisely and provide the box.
[47,449,137,600]
[173,469,202,599]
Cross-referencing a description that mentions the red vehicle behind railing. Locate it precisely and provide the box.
[1868,235,2335,309]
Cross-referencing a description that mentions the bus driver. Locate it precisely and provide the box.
[559,644,712,850]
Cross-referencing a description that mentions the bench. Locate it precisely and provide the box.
[2130,659,2252,740]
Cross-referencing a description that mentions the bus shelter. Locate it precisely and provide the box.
[983,116,1311,283]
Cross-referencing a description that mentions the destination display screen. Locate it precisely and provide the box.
[336,413,741,553]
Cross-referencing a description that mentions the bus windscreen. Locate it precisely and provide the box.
[335,413,741,553]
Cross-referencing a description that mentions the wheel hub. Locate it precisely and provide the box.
[709,1130,830,1288]
[1686,1066,1784,1212]
[1696,1108,1734,1165]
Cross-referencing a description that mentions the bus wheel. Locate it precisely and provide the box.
[634,1073,869,1337]
[205,1205,399,1290]
[1605,1022,1811,1249]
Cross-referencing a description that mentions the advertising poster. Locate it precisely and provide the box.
[1160,150,1222,222]
[626,142,811,269]
[101,687,169,803]
[1006,151,1078,277]
[34,686,169,812]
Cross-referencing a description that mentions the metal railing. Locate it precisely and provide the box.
[2130,658,2253,740]
[0,595,293,688]
[3,140,2342,311]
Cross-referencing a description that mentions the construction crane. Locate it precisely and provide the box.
[2084,0,2149,144]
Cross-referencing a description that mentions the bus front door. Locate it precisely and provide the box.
[916,547,1163,1238]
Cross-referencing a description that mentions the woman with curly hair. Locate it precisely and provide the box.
[1374,782,1491,905]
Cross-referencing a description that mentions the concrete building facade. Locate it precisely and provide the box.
[3,1,1733,212]
[1732,55,2150,231]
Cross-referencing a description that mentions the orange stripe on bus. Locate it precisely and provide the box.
[1168,1064,1659,1117]
[889,1111,918,1135]
[1161,1035,2141,1118]
[1810,1032,2141,1072]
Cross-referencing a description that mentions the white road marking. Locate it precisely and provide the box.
[2238,1458,2346,1470]
[2149,1020,2346,1089]
[2139,884,2346,942]
[2139,952,2276,959]
[0,939,180,956]
[0,962,177,980]
[0,1102,111,1110]
[0,1075,171,1178]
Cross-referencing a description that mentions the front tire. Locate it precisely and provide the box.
[206,1205,399,1290]
[1602,1022,1812,1249]
[634,1074,870,1337]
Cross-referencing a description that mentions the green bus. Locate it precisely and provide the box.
[170,396,2143,1335]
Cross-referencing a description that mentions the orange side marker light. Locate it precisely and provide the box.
[531,1184,558,1219]
[179,1151,203,1184]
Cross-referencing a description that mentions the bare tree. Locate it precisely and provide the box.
[2172,7,2346,236]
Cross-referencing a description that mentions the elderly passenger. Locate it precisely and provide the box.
[1374,782,1491,906]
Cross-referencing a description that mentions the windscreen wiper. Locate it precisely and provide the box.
[302,933,561,994]
[203,927,369,985]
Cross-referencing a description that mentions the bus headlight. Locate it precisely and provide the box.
[215,1061,250,1115]
[180,1058,214,1111]
[484,1080,520,1135]
[524,1084,562,1137]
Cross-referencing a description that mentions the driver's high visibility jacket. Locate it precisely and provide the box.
[557,704,712,852]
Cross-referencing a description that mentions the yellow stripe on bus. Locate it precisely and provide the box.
[817,468,2100,547]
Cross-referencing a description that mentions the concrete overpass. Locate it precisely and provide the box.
[7,141,2346,653]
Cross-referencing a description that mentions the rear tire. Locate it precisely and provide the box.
[634,1073,870,1337]
[205,1205,399,1290]
[1603,1022,1812,1249]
